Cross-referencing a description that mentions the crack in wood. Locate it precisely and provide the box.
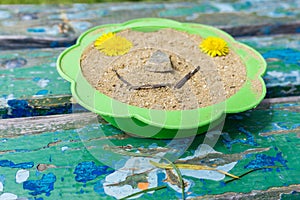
[194,184,300,200]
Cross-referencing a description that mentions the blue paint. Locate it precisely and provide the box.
[261,26,272,35]
[50,41,59,48]
[291,123,300,129]
[157,172,166,186]
[233,1,252,10]
[245,152,287,171]
[222,127,257,149]
[159,4,218,17]
[219,181,226,187]
[27,28,46,33]
[228,114,244,120]
[66,10,108,20]
[70,22,92,31]
[15,149,31,153]
[73,161,114,183]
[0,174,5,183]
[8,99,28,108]
[32,77,41,82]
[2,99,72,119]
[1,57,27,69]
[36,90,48,95]
[28,197,44,200]
[0,160,34,169]
[263,48,300,66]
[61,177,64,182]
[23,173,56,196]
[94,180,105,195]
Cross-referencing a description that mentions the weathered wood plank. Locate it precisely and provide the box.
[0,48,67,99]
[1,34,299,118]
[239,34,300,98]
[1,1,300,48]
[0,98,299,199]
[1,96,300,136]
[195,184,300,200]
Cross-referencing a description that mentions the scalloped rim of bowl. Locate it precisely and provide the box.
[57,18,267,132]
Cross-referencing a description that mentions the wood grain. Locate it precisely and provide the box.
[1,95,299,136]
[195,184,300,200]
[1,1,300,199]
[1,1,300,48]
[1,35,300,117]
[0,97,299,199]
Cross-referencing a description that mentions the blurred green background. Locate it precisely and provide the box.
[1,0,173,4]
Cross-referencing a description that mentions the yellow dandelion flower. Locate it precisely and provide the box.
[94,32,115,46]
[94,32,133,56]
[200,37,229,57]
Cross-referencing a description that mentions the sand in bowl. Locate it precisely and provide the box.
[80,28,247,110]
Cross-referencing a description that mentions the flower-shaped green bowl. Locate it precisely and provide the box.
[57,18,266,139]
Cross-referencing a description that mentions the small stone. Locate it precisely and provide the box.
[145,50,174,73]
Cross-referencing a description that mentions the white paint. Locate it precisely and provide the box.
[37,79,50,88]
[180,144,220,161]
[186,13,199,21]
[15,169,30,183]
[103,144,239,198]
[266,70,300,86]
[0,182,3,192]
[211,2,234,12]
[103,157,159,199]
[180,162,238,181]
[0,193,18,200]
[61,146,69,152]
[0,11,11,20]
[178,144,238,181]
[0,94,14,108]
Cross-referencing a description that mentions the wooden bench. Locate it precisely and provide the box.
[0,1,300,199]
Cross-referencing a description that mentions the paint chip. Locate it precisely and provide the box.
[61,146,68,152]
[0,193,18,200]
[16,169,30,183]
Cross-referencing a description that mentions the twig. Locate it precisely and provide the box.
[112,69,171,90]
[174,66,200,89]
[104,146,186,199]
[131,83,171,90]
[112,69,132,86]
[225,166,283,184]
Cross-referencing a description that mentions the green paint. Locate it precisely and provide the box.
[0,49,70,99]
[0,102,299,198]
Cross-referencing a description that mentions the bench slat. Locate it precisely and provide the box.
[1,1,300,48]
[1,34,300,118]
[0,100,299,199]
